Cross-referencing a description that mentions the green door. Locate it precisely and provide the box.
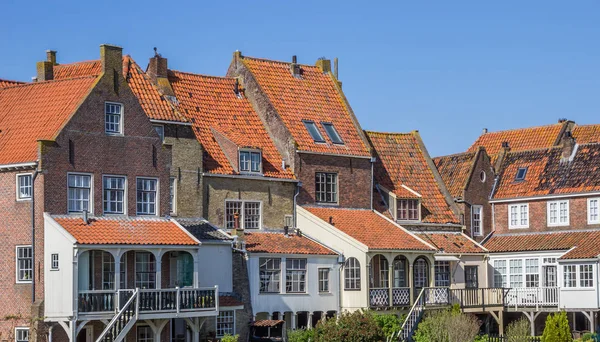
[176,253,193,287]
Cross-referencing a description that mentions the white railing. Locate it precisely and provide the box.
[505,287,559,309]
[392,287,411,306]
[399,288,426,341]
[369,288,390,307]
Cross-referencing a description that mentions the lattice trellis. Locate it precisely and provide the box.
[425,287,449,305]
[392,288,410,306]
[369,288,389,306]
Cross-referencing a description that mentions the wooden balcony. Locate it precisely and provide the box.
[504,287,559,310]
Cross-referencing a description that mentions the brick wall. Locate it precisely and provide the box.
[462,151,494,241]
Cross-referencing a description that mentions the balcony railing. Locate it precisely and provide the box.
[78,287,218,314]
[369,288,389,307]
[370,287,507,309]
[392,287,411,306]
[505,287,559,309]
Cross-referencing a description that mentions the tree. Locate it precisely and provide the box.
[312,310,385,342]
[505,318,530,342]
[542,312,572,342]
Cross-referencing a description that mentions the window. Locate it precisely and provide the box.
[525,259,539,288]
[434,261,450,287]
[563,265,577,288]
[16,174,32,200]
[16,246,32,283]
[68,174,92,213]
[479,170,486,183]
[51,254,59,270]
[103,176,125,214]
[315,172,337,203]
[588,198,599,224]
[15,328,29,342]
[509,259,523,287]
[321,122,343,144]
[137,326,152,342]
[169,177,177,215]
[318,268,330,293]
[413,259,429,289]
[239,150,262,173]
[548,200,569,226]
[105,102,123,135]
[259,258,281,293]
[472,205,483,236]
[303,120,325,142]
[136,178,157,215]
[397,199,419,221]
[344,257,361,290]
[286,259,307,293]
[580,265,594,288]
[493,260,507,287]
[508,203,529,229]
[153,125,164,142]
[225,201,261,229]
[515,167,528,181]
[135,252,156,289]
[465,266,478,289]
[216,311,235,337]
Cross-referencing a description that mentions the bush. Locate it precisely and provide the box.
[312,310,384,342]
[413,307,481,342]
[582,332,597,342]
[220,334,239,342]
[506,318,531,341]
[287,328,314,342]
[373,313,403,339]
[542,311,572,342]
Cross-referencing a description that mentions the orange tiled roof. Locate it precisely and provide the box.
[366,131,459,224]
[244,231,336,255]
[168,71,293,179]
[0,79,25,88]
[415,232,486,254]
[304,207,435,251]
[572,124,600,144]
[433,151,478,198]
[493,144,600,199]
[0,77,97,165]
[53,57,186,122]
[238,56,370,157]
[52,216,198,245]
[484,230,600,260]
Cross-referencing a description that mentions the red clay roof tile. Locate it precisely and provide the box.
[0,79,25,88]
[572,124,600,144]
[415,232,486,254]
[433,151,478,198]
[244,231,336,255]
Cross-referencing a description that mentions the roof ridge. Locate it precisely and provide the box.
[170,69,234,80]
[241,55,319,68]
[481,122,563,135]
[364,130,416,137]
[0,78,26,84]
[0,75,97,91]
[54,59,100,68]
[505,145,561,156]
[493,228,600,237]
[433,150,477,160]
[51,214,170,222]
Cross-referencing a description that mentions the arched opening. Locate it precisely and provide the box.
[369,254,389,288]
[344,257,361,290]
[164,250,194,288]
[413,257,429,296]
[393,256,407,288]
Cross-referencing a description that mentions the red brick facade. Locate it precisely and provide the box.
[461,151,494,241]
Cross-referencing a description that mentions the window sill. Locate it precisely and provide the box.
[16,281,32,284]
[561,287,594,291]
[259,292,310,296]
[105,132,124,137]
[547,224,569,228]
[50,269,60,272]
[508,226,529,230]
[315,202,339,206]
[16,198,32,202]
[319,292,333,296]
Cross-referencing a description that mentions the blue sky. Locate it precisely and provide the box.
[1,0,598,156]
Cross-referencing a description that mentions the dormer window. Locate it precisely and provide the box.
[239,149,262,174]
[515,167,528,181]
[303,120,325,143]
[105,102,123,135]
[321,122,344,145]
[397,199,420,221]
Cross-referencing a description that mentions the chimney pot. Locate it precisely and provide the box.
[328,216,333,225]
[82,210,89,225]
[482,128,488,134]
[334,57,339,79]
[292,55,297,64]
[284,226,289,236]
[315,58,331,73]
[46,50,57,65]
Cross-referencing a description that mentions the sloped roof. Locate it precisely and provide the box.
[366,131,458,224]
[0,79,25,88]
[52,216,197,245]
[572,124,600,144]
[493,144,600,199]
[433,150,478,198]
[415,232,486,254]
[0,77,97,165]
[220,295,244,307]
[303,206,435,251]
[168,70,293,179]
[237,55,370,157]
[484,230,600,260]
[244,231,336,255]
[177,218,232,241]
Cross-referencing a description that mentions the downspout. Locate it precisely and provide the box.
[31,165,40,303]
[370,157,375,210]
[293,182,302,228]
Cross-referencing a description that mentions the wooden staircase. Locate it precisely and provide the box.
[96,289,139,342]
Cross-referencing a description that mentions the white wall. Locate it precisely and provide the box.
[197,243,233,292]
[558,260,599,309]
[248,254,340,315]
[451,255,487,289]
[44,214,76,320]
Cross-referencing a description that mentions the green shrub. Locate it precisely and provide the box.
[582,332,597,342]
[220,334,239,342]
[413,307,480,342]
[312,310,384,342]
[506,318,531,341]
[373,313,403,339]
[287,328,314,342]
[542,311,572,342]
[474,335,489,342]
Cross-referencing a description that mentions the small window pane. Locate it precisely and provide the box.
[515,167,528,181]
[472,205,482,236]
[51,254,59,270]
[68,174,91,213]
[303,121,325,142]
[17,174,32,200]
[105,103,123,134]
[319,268,330,292]
[321,123,344,144]
[16,247,33,282]
[153,125,164,142]
[136,178,157,215]
[316,172,337,203]
[216,311,234,337]
[15,328,29,342]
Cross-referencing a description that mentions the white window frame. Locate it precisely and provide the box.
[238,149,262,174]
[344,257,361,290]
[51,253,59,270]
[315,172,338,204]
[525,258,539,288]
[493,260,507,287]
[563,264,578,288]
[16,245,33,284]
[509,259,523,288]
[434,261,451,287]
[67,173,93,214]
[508,203,529,229]
[102,175,127,215]
[216,310,235,337]
[397,199,420,222]
[588,198,599,225]
[136,325,153,342]
[135,252,156,289]
[471,205,483,236]
[547,200,569,227]
[225,200,262,229]
[285,258,307,293]
[16,173,33,201]
[15,328,29,342]
[169,177,177,216]
[152,124,165,143]
[105,102,124,135]
[259,258,281,293]
[136,177,159,216]
[318,268,330,293]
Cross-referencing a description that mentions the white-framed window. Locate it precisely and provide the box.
[321,122,344,144]
[239,150,262,174]
[588,198,599,224]
[563,265,577,288]
[16,174,33,201]
[103,176,126,215]
[68,173,92,213]
[169,177,177,215]
[434,261,450,287]
[136,178,158,215]
[259,258,281,293]
[105,102,123,135]
[315,172,337,203]
[51,253,59,270]
[509,259,523,287]
[16,246,33,283]
[15,328,29,342]
[525,259,539,288]
[547,200,569,226]
[318,268,330,293]
[508,203,529,229]
[135,252,156,289]
[137,326,152,342]
[225,200,262,229]
[285,258,307,293]
[153,125,165,142]
[303,120,325,143]
[216,310,235,337]
[493,260,507,287]
[580,265,594,288]
[100,251,125,290]
[397,199,420,221]
[472,205,483,236]
[344,257,361,290]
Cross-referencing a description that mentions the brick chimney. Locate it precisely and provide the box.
[561,131,577,160]
[36,60,53,81]
[46,50,57,65]
[147,48,175,96]
[494,141,511,172]
[290,55,301,77]
[100,44,122,75]
[315,58,331,73]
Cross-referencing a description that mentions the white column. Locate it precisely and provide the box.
[155,252,162,290]
[388,262,394,307]
[291,312,297,330]
[429,260,436,287]
[193,250,200,287]
[408,261,414,304]
[114,252,121,291]
[308,312,314,330]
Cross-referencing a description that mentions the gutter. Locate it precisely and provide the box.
[295,149,372,159]
[149,119,192,126]
[31,164,40,303]
[293,182,302,228]
[202,172,298,183]
[370,157,375,210]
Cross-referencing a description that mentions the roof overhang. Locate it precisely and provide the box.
[491,191,600,203]
[434,254,460,261]
[149,119,192,126]
[202,172,298,183]
[296,149,372,159]
[0,161,38,171]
